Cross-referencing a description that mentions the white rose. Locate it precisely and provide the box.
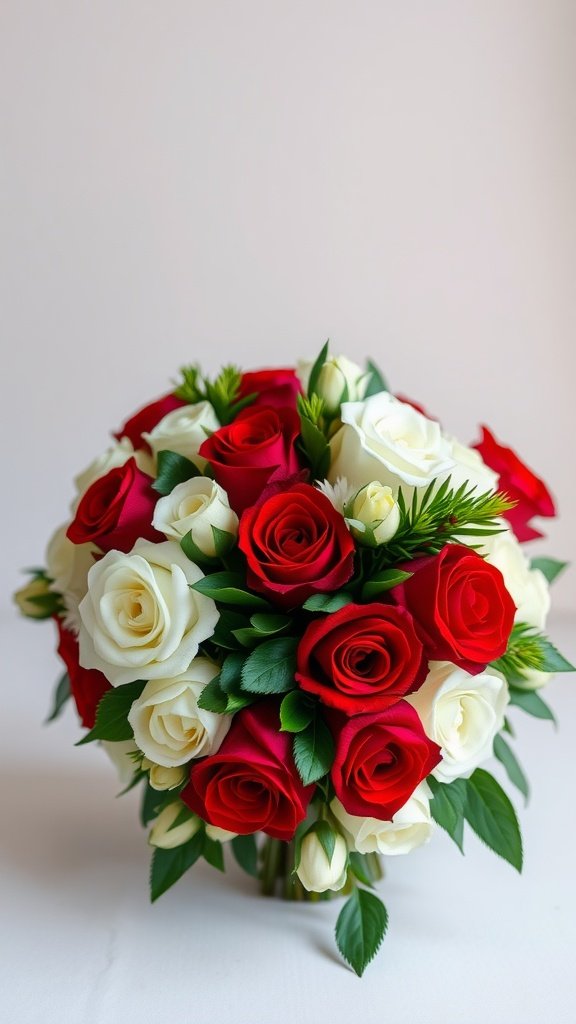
[329,393,455,493]
[205,824,238,842]
[46,523,100,634]
[148,764,186,791]
[446,437,499,496]
[128,658,231,767]
[408,662,509,782]
[481,526,550,630]
[142,402,220,470]
[348,481,400,546]
[298,354,372,415]
[296,831,348,893]
[511,667,552,691]
[101,739,139,786]
[331,783,434,856]
[149,803,201,850]
[78,539,219,686]
[152,478,238,555]
[74,437,154,501]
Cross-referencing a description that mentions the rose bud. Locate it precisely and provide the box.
[296,830,348,893]
[152,477,238,556]
[148,764,186,792]
[148,804,201,850]
[298,354,371,416]
[205,825,238,842]
[347,481,400,546]
[13,577,52,619]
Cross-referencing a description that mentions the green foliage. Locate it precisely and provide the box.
[361,568,413,600]
[309,820,337,865]
[45,672,71,724]
[335,888,388,977]
[493,734,529,802]
[508,686,556,724]
[152,450,201,496]
[279,690,315,733]
[174,364,257,424]
[347,852,376,888]
[463,769,523,872]
[150,830,205,902]
[493,623,575,683]
[140,783,178,827]
[203,837,225,872]
[211,608,251,650]
[297,392,331,479]
[240,637,298,695]
[428,777,467,853]
[307,340,330,399]
[192,572,270,608]
[76,680,145,745]
[233,613,292,647]
[302,592,353,613]
[196,673,254,715]
[363,358,389,397]
[293,715,335,785]
[530,557,568,584]
[231,834,259,878]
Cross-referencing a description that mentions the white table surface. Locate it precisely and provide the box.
[1,609,575,1024]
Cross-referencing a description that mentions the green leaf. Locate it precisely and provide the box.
[428,776,467,853]
[24,591,64,617]
[298,415,330,479]
[76,680,145,745]
[231,834,259,878]
[493,734,529,802]
[311,820,336,866]
[45,672,71,724]
[361,569,413,600]
[203,837,225,872]
[363,358,389,397]
[218,651,246,693]
[307,340,330,398]
[538,640,575,674]
[293,716,335,785]
[180,530,220,566]
[280,690,315,733]
[503,716,515,737]
[197,677,229,713]
[233,613,291,646]
[348,852,375,888]
[508,687,556,723]
[192,572,270,608]
[211,608,252,650]
[240,637,298,695]
[150,830,205,901]
[463,769,523,872]
[530,557,568,584]
[302,592,353,613]
[335,888,388,977]
[210,525,237,557]
[152,450,201,496]
[140,783,177,827]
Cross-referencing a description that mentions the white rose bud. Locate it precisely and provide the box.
[205,824,238,842]
[510,667,552,692]
[152,478,238,555]
[149,764,186,791]
[142,401,220,470]
[128,658,231,766]
[481,525,551,631]
[348,481,400,546]
[408,662,509,782]
[13,577,52,619]
[329,393,455,493]
[331,783,434,856]
[78,539,219,686]
[316,356,372,416]
[149,804,201,850]
[296,830,348,893]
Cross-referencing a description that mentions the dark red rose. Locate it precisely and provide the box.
[296,603,426,713]
[473,425,556,541]
[56,620,111,729]
[199,405,303,514]
[114,392,185,451]
[66,458,163,553]
[238,483,355,610]
[239,368,302,409]
[182,701,313,840]
[331,702,441,819]
[390,544,515,673]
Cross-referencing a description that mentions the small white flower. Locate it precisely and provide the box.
[348,481,400,546]
[296,831,348,893]
[149,804,201,850]
[315,476,356,515]
[153,477,238,555]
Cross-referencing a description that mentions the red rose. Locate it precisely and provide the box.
[182,701,313,840]
[331,702,441,819]
[56,620,111,729]
[238,483,355,610]
[114,392,185,451]
[296,603,426,713]
[67,458,163,553]
[473,425,556,541]
[199,405,303,514]
[239,368,302,409]
[391,544,515,672]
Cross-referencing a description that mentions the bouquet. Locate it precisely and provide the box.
[15,346,573,975]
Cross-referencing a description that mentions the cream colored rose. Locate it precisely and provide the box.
[78,540,219,686]
[329,393,455,493]
[205,825,238,842]
[46,523,100,634]
[148,764,186,791]
[128,658,231,767]
[296,831,348,893]
[142,402,220,470]
[481,525,550,630]
[152,478,238,555]
[445,437,499,496]
[74,437,154,501]
[408,662,509,782]
[298,354,372,415]
[149,803,201,850]
[348,481,400,546]
[331,783,434,856]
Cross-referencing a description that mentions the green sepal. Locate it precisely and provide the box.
[76,680,145,745]
[309,819,337,866]
[231,834,259,878]
[210,526,237,558]
[45,671,71,724]
[335,888,388,977]
[180,531,221,566]
[152,450,202,496]
[361,569,412,600]
[240,637,298,695]
[150,830,205,902]
[279,690,315,733]
[293,715,335,785]
[428,776,467,853]
[463,769,523,872]
[529,557,568,584]
[493,733,529,803]
[302,592,353,613]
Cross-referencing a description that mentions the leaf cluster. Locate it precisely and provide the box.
[174,363,257,424]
